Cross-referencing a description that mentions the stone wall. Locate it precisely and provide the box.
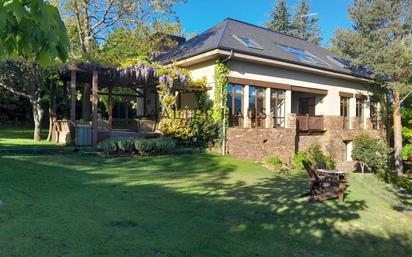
[226,115,386,171]
[226,127,296,163]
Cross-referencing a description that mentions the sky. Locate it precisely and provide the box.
[174,0,354,46]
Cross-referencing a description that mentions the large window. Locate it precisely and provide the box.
[356,98,364,117]
[340,97,350,129]
[248,86,266,128]
[270,89,285,128]
[227,84,244,127]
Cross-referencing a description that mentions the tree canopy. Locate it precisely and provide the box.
[0,0,69,65]
[331,0,412,174]
[266,0,322,45]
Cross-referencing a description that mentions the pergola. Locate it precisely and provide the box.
[62,63,208,145]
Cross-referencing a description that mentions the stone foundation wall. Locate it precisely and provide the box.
[226,115,386,171]
[297,116,386,164]
[226,127,296,163]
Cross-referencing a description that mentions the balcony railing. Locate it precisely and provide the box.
[296,114,325,132]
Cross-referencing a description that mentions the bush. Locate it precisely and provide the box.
[307,144,336,169]
[97,139,117,155]
[97,137,176,156]
[159,110,219,147]
[403,144,412,161]
[117,137,134,154]
[267,156,283,170]
[292,151,312,170]
[352,134,391,173]
[134,137,176,155]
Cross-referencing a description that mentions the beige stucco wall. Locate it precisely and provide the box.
[187,59,377,128]
[227,60,373,116]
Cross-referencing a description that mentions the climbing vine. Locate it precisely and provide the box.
[213,58,229,123]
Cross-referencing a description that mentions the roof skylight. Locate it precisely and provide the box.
[327,56,351,68]
[277,44,328,66]
[233,35,263,50]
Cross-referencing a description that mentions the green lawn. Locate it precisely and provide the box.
[0,127,61,149]
[0,152,411,257]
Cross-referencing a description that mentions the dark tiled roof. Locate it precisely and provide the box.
[156,18,371,78]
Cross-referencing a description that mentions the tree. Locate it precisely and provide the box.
[290,0,322,44]
[62,0,183,121]
[0,60,48,141]
[352,134,391,173]
[62,0,182,60]
[331,0,412,174]
[0,0,69,65]
[266,0,290,33]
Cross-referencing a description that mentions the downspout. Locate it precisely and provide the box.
[221,50,234,156]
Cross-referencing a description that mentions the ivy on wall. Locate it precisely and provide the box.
[213,58,229,124]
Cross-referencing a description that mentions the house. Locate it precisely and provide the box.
[156,18,386,169]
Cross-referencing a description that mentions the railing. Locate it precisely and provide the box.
[112,118,139,131]
[296,114,325,131]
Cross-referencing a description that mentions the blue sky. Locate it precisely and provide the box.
[174,0,354,46]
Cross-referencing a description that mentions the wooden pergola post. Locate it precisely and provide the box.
[70,70,76,124]
[92,70,98,146]
[108,86,113,131]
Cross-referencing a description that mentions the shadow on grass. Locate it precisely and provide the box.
[0,153,411,257]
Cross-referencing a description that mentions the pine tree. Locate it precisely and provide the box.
[291,0,322,44]
[331,0,412,174]
[266,0,290,34]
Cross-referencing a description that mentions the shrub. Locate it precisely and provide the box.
[307,144,336,170]
[134,137,176,155]
[117,137,134,154]
[152,137,176,153]
[267,156,283,170]
[292,151,312,170]
[352,134,391,173]
[403,144,412,161]
[159,110,219,147]
[97,139,117,155]
[97,137,177,156]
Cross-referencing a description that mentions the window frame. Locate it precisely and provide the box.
[277,44,328,66]
[248,86,266,128]
[227,84,244,127]
[270,89,286,128]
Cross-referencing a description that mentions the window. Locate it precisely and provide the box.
[340,97,349,117]
[227,84,244,127]
[233,35,263,50]
[340,97,350,129]
[327,56,351,68]
[356,98,364,117]
[370,100,378,129]
[277,44,328,66]
[248,86,266,128]
[270,89,285,128]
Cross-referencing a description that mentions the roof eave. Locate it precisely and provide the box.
[164,48,373,83]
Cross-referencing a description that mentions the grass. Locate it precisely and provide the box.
[0,127,61,149]
[0,152,412,257]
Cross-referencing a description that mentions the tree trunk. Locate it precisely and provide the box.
[47,83,57,141]
[393,89,403,174]
[32,100,44,142]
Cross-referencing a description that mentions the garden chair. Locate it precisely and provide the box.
[302,160,347,201]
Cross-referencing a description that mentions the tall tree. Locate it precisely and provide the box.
[291,0,322,44]
[0,60,48,141]
[62,0,182,60]
[0,0,69,65]
[266,0,290,33]
[331,0,412,174]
